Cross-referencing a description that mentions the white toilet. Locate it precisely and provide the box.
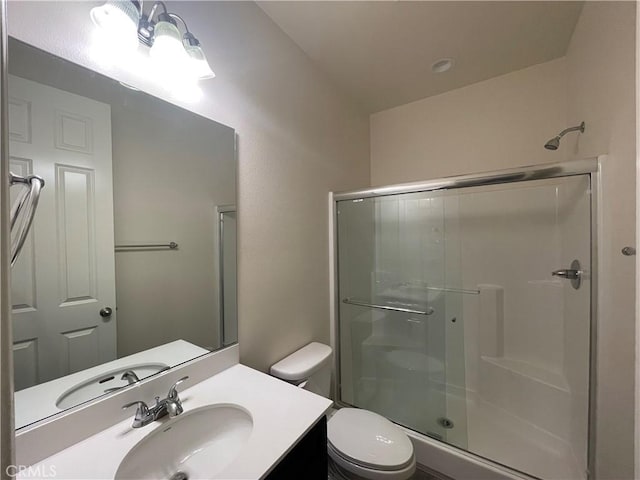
[270,342,416,480]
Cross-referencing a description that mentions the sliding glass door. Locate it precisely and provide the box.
[335,173,592,480]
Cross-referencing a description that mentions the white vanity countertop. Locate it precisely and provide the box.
[15,340,208,429]
[18,364,333,479]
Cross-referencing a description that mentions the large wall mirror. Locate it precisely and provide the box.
[8,38,237,429]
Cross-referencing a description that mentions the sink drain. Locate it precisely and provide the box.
[169,472,188,480]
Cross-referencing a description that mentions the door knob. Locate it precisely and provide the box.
[100,307,113,318]
[552,259,582,290]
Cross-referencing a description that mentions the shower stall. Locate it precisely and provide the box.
[332,159,597,480]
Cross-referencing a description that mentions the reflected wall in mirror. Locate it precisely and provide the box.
[8,38,237,429]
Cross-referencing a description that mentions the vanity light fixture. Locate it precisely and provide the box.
[148,12,187,65]
[183,32,216,80]
[90,0,215,81]
[90,0,141,53]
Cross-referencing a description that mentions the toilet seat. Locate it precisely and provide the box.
[328,408,415,480]
[328,442,416,480]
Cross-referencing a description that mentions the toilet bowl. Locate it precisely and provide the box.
[270,342,416,480]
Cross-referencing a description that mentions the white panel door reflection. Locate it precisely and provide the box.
[9,75,116,389]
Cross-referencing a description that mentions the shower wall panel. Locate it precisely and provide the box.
[458,181,565,378]
[455,176,590,479]
[559,176,591,471]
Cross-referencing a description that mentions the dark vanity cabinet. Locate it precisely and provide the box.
[265,416,327,479]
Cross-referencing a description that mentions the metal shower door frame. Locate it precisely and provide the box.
[217,204,236,348]
[330,158,600,480]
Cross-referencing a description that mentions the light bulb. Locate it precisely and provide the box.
[150,20,188,65]
[90,1,140,53]
[185,44,215,80]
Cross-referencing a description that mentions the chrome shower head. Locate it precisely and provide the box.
[544,136,561,150]
[544,122,585,151]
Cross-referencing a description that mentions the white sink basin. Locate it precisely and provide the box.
[55,363,169,409]
[115,404,253,480]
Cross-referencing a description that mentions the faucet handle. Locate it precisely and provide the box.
[123,400,153,428]
[122,400,150,416]
[168,376,189,400]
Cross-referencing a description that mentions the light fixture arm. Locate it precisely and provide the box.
[168,13,190,34]
[137,1,172,45]
[147,1,168,22]
[169,13,204,47]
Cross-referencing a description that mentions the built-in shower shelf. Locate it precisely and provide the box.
[481,356,569,392]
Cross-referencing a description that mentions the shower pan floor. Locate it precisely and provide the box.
[356,380,584,480]
[465,395,585,480]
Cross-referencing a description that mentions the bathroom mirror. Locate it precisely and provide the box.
[8,38,237,429]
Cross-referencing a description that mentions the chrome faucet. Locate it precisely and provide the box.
[121,370,140,385]
[122,376,189,428]
[165,378,186,416]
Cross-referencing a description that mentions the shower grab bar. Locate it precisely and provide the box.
[342,298,434,316]
[397,283,480,295]
[10,173,45,267]
[115,242,178,251]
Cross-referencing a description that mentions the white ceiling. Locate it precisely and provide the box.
[258,1,584,113]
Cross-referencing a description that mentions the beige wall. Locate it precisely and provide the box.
[7,1,370,372]
[6,0,636,474]
[370,2,636,477]
[370,57,568,185]
[564,2,636,478]
[110,98,236,357]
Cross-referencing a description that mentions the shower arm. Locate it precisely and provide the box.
[556,122,586,139]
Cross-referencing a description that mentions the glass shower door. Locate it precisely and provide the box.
[448,175,592,480]
[335,171,593,480]
[336,192,465,444]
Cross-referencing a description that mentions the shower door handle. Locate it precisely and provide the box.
[551,269,580,279]
[551,259,582,290]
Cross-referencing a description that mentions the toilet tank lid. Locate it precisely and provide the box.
[270,342,332,381]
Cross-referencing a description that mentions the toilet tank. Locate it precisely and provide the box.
[270,342,332,397]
